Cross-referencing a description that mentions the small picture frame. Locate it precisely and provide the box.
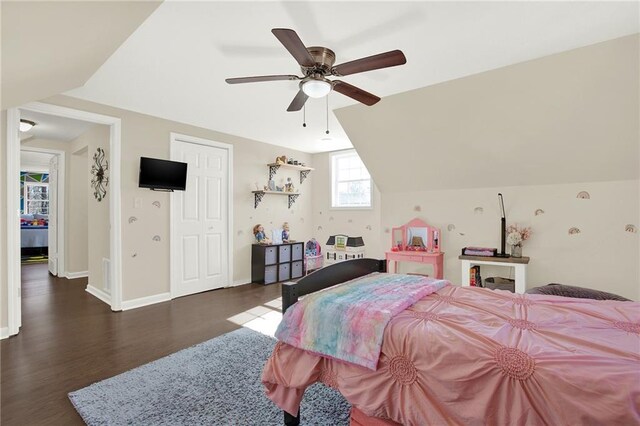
[268,180,275,191]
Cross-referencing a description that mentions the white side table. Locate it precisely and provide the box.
[459,255,530,294]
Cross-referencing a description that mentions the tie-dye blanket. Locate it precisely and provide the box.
[275,273,449,370]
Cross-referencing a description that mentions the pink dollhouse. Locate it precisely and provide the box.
[385,218,444,278]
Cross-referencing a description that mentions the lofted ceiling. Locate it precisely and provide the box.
[1,0,162,109]
[63,1,638,153]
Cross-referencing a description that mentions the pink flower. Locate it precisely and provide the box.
[507,224,532,242]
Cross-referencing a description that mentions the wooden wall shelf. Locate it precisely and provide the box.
[252,190,300,209]
[252,162,313,209]
[267,163,314,184]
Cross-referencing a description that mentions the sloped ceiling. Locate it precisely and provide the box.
[334,35,639,192]
[1,0,162,109]
[66,1,639,153]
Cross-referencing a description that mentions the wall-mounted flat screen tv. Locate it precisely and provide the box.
[139,157,188,191]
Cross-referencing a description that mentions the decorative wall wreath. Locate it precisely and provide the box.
[91,147,109,201]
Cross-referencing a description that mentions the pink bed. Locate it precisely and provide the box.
[263,277,640,425]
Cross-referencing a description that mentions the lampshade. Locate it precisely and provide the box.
[20,119,36,132]
[302,80,331,98]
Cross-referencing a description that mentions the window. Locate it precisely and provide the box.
[24,183,49,215]
[331,150,372,208]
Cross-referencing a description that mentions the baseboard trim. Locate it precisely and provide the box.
[121,292,171,311]
[231,278,250,287]
[65,270,89,279]
[86,285,111,306]
[0,327,9,340]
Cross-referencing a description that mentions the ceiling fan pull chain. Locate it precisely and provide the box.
[325,96,330,134]
[303,104,307,128]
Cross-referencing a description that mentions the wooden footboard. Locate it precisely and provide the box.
[281,258,387,313]
[280,258,387,426]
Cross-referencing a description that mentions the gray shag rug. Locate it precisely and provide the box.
[69,328,350,425]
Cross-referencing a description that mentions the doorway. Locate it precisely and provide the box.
[19,147,64,275]
[170,133,233,298]
[6,102,123,337]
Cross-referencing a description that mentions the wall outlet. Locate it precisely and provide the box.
[134,197,142,209]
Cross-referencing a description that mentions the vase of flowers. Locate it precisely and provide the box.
[506,224,531,258]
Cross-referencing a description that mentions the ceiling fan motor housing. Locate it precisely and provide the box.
[302,46,336,76]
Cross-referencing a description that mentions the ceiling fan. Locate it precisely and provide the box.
[225,28,407,112]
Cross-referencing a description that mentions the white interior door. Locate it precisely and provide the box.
[172,140,229,298]
[48,155,59,276]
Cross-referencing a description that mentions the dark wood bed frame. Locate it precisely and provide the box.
[280,258,387,426]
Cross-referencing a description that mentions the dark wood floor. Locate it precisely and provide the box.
[1,264,282,425]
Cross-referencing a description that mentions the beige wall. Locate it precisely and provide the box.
[335,35,639,193]
[331,35,639,301]
[381,180,639,300]
[37,95,314,301]
[313,149,639,300]
[1,111,7,329]
[67,147,89,274]
[68,126,111,287]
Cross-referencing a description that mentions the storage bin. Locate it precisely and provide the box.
[484,277,515,293]
[264,265,278,284]
[264,246,277,265]
[291,261,304,279]
[279,245,291,263]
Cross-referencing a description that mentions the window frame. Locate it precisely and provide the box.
[24,182,50,215]
[330,149,373,210]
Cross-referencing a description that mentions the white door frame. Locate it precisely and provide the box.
[6,102,123,336]
[20,146,66,278]
[169,132,233,299]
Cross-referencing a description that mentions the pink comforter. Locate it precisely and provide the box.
[262,285,640,425]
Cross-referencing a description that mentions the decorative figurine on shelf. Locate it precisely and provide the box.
[287,158,295,165]
[276,155,287,165]
[253,224,271,244]
[282,222,291,242]
[285,177,295,192]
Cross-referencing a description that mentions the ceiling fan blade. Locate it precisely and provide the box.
[287,89,309,112]
[272,28,316,67]
[332,81,380,106]
[225,75,301,84]
[331,50,406,77]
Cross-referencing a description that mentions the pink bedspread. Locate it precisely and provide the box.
[262,285,640,425]
[276,273,449,370]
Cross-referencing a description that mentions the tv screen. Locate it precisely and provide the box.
[139,157,188,191]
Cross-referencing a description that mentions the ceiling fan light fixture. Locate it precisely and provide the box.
[19,119,36,132]
[302,80,331,98]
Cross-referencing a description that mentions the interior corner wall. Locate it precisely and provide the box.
[1,110,8,329]
[37,95,314,302]
[71,125,109,288]
[332,35,639,300]
[310,151,383,259]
